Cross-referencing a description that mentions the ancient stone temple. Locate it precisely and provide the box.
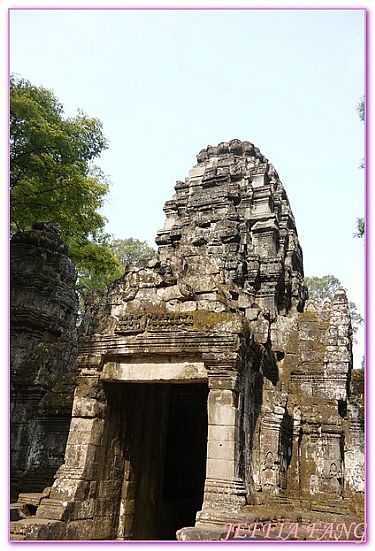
[10,140,364,541]
[10,223,78,502]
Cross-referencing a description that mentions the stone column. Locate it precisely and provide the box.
[258,414,283,494]
[286,406,302,496]
[36,354,105,530]
[299,419,344,505]
[196,371,247,527]
[344,405,364,505]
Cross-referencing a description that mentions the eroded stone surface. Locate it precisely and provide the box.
[10,141,364,541]
[10,223,78,501]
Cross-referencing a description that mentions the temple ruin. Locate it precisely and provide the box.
[10,224,78,503]
[10,140,364,540]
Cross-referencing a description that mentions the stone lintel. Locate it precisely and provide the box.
[101,359,207,383]
[79,332,241,357]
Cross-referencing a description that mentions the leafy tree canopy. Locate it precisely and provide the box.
[10,74,122,292]
[354,217,364,239]
[355,96,365,236]
[304,274,363,334]
[357,96,365,122]
[109,238,156,266]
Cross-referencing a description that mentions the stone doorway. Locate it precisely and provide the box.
[114,382,208,540]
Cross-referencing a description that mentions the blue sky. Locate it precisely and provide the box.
[9,8,365,363]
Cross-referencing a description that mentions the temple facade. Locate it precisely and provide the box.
[10,140,364,540]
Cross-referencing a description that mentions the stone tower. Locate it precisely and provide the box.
[10,141,364,541]
[10,223,78,502]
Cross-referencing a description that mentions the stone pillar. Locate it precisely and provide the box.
[258,414,283,494]
[299,418,344,504]
[36,354,105,532]
[286,406,302,496]
[196,372,246,527]
[344,405,364,501]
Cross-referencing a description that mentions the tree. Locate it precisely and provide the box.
[77,238,156,296]
[74,234,125,295]
[10,74,122,291]
[304,275,363,334]
[355,96,365,237]
[357,96,365,122]
[354,217,364,239]
[109,238,156,266]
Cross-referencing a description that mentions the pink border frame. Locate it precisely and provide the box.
[7,5,369,546]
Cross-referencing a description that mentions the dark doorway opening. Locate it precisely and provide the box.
[162,383,208,538]
[119,382,208,540]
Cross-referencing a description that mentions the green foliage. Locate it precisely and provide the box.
[355,97,365,232]
[76,237,156,317]
[73,237,125,294]
[305,274,341,303]
[354,217,364,238]
[109,238,156,266]
[349,303,365,335]
[10,74,122,292]
[305,274,363,334]
[350,368,364,420]
[357,96,365,122]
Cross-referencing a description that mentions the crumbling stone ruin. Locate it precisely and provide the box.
[10,141,364,540]
[10,223,78,503]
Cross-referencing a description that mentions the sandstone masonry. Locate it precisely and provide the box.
[10,141,364,541]
[10,223,78,502]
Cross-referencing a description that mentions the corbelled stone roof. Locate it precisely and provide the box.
[155,139,307,319]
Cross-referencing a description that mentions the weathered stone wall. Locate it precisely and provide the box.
[155,139,307,319]
[10,223,78,501]
[10,141,364,541]
[249,291,364,515]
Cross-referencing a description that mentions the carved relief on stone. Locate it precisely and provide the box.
[178,282,196,300]
[121,274,139,302]
[147,312,195,331]
[10,224,78,501]
[261,451,279,493]
[326,462,342,495]
[10,141,363,541]
[115,313,147,335]
[115,311,196,335]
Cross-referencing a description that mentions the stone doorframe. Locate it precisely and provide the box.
[36,330,249,539]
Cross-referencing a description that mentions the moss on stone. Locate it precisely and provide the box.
[350,369,364,418]
[190,309,242,332]
[142,304,167,316]
[39,371,77,414]
[284,331,300,355]
[284,311,330,365]
[299,311,319,321]
[13,360,39,386]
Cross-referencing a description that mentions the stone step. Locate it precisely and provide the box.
[310,502,351,515]
[10,518,65,540]
[248,493,298,507]
[17,493,45,507]
[36,498,70,521]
